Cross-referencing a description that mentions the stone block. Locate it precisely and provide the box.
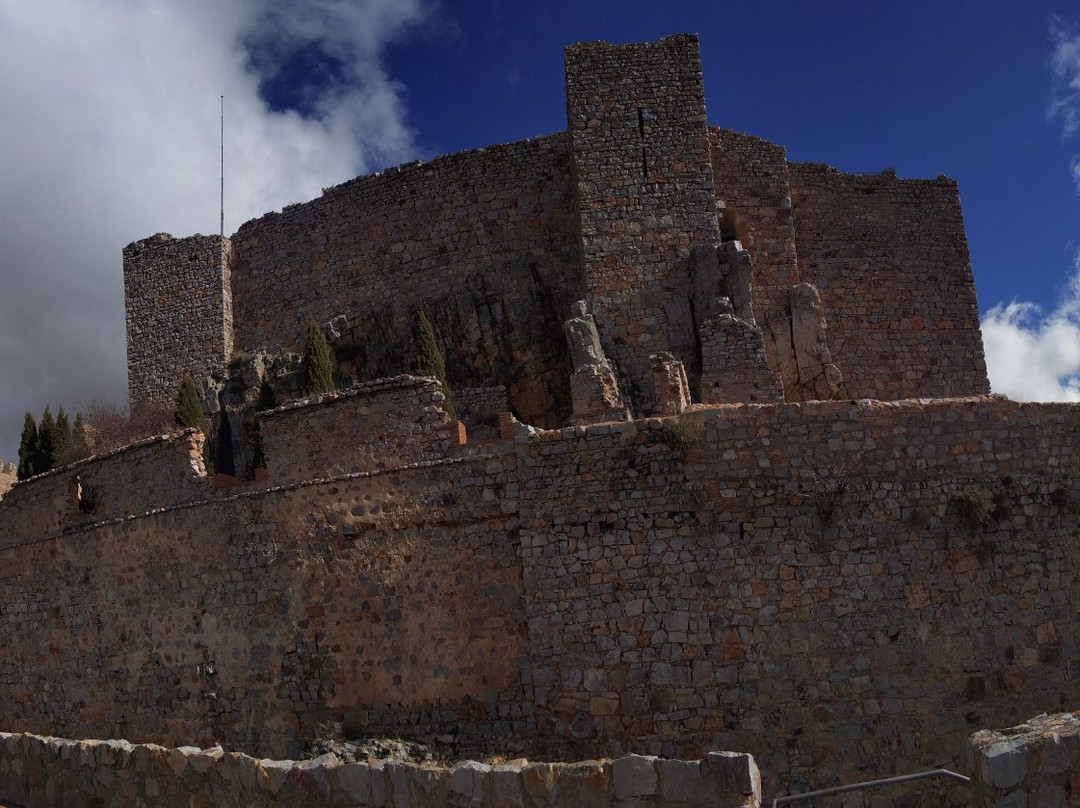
[701,751,761,797]
[981,738,1029,790]
[612,755,658,799]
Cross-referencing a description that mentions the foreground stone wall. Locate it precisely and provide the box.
[789,163,989,400]
[968,711,1080,808]
[0,734,761,808]
[1,395,1074,797]
[514,397,1078,791]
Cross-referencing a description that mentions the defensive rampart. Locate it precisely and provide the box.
[0,385,1075,795]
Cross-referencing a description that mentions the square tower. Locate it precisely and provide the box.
[565,34,721,412]
[123,233,234,413]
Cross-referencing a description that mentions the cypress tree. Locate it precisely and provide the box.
[299,321,335,397]
[16,412,37,480]
[55,407,71,462]
[411,309,456,420]
[36,406,57,475]
[174,375,205,430]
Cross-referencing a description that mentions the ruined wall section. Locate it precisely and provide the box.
[230,135,580,428]
[124,234,234,413]
[516,398,1078,786]
[0,430,206,549]
[258,375,457,482]
[566,35,722,413]
[789,164,989,399]
[707,130,800,367]
[0,461,15,501]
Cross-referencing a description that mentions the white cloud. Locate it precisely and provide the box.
[982,257,1080,401]
[1048,16,1080,138]
[0,0,433,461]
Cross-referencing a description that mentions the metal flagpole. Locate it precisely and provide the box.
[220,95,224,240]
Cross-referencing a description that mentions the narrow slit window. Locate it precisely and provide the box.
[637,107,649,180]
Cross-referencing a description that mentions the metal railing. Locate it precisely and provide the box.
[772,768,971,807]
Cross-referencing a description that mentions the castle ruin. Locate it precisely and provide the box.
[0,35,1073,804]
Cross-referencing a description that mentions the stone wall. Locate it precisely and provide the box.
[229,135,580,428]
[967,711,1080,808]
[0,734,761,808]
[0,394,1077,797]
[0,430,206,548]
[789,164,989,399]
[514,397,1079,791]
[123,233,234,412]
[566,35,722,411]
[258,375,458,482]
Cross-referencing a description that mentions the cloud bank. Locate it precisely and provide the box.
[0,0,432,461]
[981,17,1080,402]
[982,267,1080,402]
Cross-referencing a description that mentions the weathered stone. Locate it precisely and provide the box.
[612,755,658,798]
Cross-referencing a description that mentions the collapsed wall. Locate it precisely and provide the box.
[0,387,1075,794]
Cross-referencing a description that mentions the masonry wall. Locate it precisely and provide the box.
[258,375,456,482]
[124,233,234,412]
[789,164,989,399]
[566,35,722,410]
[515,398,1077,792]
[0,430,207,548]
[0,395,1076,799]
[230,135,580,428]
[0,449,524,759]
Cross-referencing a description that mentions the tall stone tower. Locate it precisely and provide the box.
[565,34,722,411]
[123,233,234,413]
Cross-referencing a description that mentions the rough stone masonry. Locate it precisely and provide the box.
[0,33,1067,808]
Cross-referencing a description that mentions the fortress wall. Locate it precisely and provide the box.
[0,430,206,549]
[258,375,455,482]
[788,163,989,400]
[0,448,524,759]
[566,35,722,410]
[124,234,233,412]
[515,398,1079,786]
[0,395,1076,787]
[229,135,579,427]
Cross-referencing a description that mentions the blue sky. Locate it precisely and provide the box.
[0,0,1079,460]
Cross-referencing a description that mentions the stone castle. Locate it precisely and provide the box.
[0,34,1074,802]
